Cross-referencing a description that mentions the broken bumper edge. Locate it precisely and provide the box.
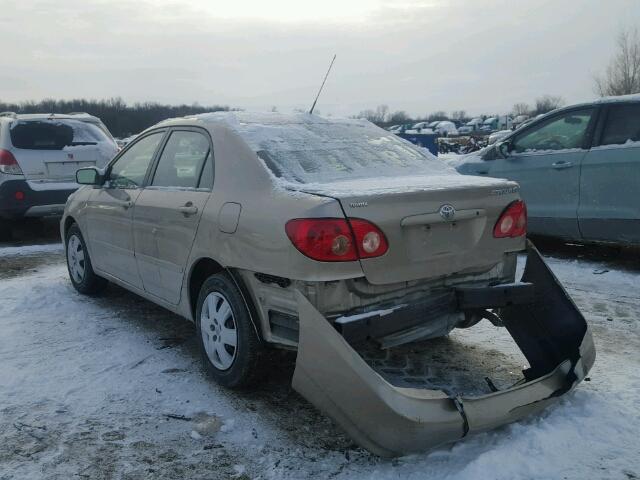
[291,241,595,457]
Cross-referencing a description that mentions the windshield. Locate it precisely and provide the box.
[10,119,113,150]
[231,116,452,185]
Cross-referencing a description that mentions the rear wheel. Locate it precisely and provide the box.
[196,273,263,389]
[65,224,107,294]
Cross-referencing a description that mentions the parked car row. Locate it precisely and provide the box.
[390,120,459,137]
[391,114,531,138]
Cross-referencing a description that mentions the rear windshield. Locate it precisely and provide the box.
[10,119,112,150]
[234,117,451,184]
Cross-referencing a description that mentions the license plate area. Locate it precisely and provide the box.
[404,217,486,260]
[45,161,96,180]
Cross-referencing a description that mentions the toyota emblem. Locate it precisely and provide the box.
[439,204,455,221]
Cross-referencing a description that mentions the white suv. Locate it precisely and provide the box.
[0,112,118,226]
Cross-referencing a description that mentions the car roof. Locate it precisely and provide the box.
[544,94,640,116]
[0,112,104,124]
[155,111,376,130]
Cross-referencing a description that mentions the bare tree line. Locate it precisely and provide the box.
[357,94,565,127]
[594,26,640,96]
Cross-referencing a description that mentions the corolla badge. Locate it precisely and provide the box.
[439,204,456,221]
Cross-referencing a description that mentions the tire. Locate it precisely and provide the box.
[65,223,107,294]
[196,273,263,389]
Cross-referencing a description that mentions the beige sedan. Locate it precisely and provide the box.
[61,112,594,456]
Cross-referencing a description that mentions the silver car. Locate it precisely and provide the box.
[0,112,118,228]
[61,112,593,456]
[455,95,640,245]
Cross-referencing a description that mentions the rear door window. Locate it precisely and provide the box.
[151,131,211,189]
[197,152,214,190]
[10,119,112,150]
[600,104,640,146]
[512,109,595,153]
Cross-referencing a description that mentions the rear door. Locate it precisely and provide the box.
[86,130,166,288]
[9,119,117,182]
[468,108,596,239]
[578,102,640,244]
[133,128,212,304]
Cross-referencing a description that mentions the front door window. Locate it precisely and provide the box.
[512,109,594,153]
[109,132,164,188]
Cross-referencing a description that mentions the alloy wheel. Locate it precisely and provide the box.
[200,292,238,370]
[67,234,85,284]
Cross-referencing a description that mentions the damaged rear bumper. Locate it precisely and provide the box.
[292,242,595,457]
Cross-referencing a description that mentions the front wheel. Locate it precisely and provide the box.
[66,224,107,294]
[196,273,263,389]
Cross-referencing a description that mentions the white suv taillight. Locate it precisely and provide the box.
[0,149,23,175]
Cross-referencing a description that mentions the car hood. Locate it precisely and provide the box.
[440,150,486,169]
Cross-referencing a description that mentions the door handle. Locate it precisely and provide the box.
[476,170,489,175]
[551,161,573,169]
[178,204,198,216]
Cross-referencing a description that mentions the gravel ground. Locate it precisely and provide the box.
[0,220,639,479]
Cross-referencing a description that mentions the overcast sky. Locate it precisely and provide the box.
[2,0,639,117]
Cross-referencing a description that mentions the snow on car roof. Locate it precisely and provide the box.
[3,113,103,122]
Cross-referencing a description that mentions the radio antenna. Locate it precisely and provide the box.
[309,54,336,114]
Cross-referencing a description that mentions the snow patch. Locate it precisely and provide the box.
[0,242,63,257]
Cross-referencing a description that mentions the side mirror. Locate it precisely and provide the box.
[497,141,512,159]
[76,167,102,185]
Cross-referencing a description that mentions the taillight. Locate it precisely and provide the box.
[0,149,22,175]
[349,218,389,259]
[494,200,527,238]
[285,218,388,262]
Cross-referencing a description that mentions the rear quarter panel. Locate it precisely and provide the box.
[186,123,365,283]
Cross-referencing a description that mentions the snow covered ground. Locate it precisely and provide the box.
[1,236,639,479]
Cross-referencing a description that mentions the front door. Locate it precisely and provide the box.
[579,102,640,244]
[133,129,213,304]
[481,108,596,239]
[86,131,166,288]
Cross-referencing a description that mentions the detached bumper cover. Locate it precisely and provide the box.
[292,242,595,457]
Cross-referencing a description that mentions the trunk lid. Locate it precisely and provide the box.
[297,174,524,284]
[15,147,104,181]
[9,119,117,181]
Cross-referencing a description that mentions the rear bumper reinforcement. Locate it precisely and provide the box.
[292,241,595,457]
[335,281,536,344]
